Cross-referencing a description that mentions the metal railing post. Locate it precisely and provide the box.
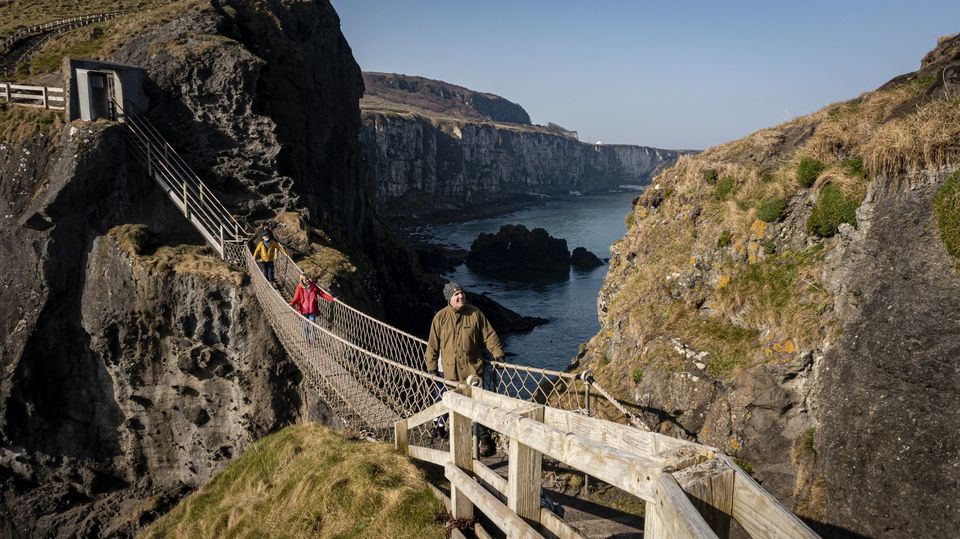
[146,142,151,175]
[219,225,225,260]
[183,179,189,219]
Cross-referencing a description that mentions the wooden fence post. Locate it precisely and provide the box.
[644,500,664,538]
[394,418,408,453]
[675,459,734,539]
[449,386,474,520]
[507,405,544,526]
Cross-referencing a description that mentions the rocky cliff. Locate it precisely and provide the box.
[359,74,688,221]
[0,0,444,536]
[582,34,960,537]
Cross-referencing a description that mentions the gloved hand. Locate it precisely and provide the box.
[429,370,440,377]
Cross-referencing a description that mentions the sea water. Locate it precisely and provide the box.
[416,190,638,372]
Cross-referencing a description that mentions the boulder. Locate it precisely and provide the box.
[570,246,604,269]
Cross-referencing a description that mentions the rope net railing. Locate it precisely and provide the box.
[269,247,645,435]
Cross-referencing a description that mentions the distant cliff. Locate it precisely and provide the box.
[363,71,531,125]
[360,73,688,220]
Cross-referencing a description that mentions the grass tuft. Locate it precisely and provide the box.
[713,176,736,200]
[756,197,788,223]
[716,230,732,248]
[796,158,825,188]
[807,183,859,237]
[935,170,960,263]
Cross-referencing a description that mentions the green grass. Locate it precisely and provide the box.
[714,176,736,200]
[18,25,111,75]
[732,457,756,477]
[756,197,788,223]
[143,424,445,539]
[725,246,823,312]
[0,104,64,143]
[683,317,759,378]
[807,183,859,237]
[716,230,733,248]
[796,158,825,188]
[702,169,718,183]
[935,170,960,262]
[0,0,162,35]
[631,368,644,384]
[840,155,868,181]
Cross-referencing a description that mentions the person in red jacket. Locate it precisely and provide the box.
[290,272,334,343]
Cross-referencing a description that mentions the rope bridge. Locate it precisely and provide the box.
[117,105,642,440]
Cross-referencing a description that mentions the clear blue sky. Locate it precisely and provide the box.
[331,1,959,150]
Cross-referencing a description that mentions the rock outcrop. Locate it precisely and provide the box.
[467,224,570,272]
[570,247,604,269]
[359,74,689,222]
[583,34,960,537]
[0,121,309,538]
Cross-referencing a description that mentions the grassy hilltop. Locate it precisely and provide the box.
[143,424,445,539]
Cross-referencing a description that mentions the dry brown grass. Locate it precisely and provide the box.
[139,244,245,286]
[143,424,445,539]
[108,225,245,285]
[14,0,208,76]
[0,103,63,143]
[864,96,960,177]
[0,0,169,35]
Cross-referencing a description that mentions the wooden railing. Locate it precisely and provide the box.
[1,82,64,110]
[397,385,818,539]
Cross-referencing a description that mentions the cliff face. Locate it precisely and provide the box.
[585,34,960,537]
[0,0,395,536]
[361,110,684,219]
[0,120,309,537]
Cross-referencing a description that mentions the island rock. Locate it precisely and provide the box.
[466,225,570,272]
[570,247,604,269]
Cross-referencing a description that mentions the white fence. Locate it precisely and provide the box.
[1,82,64,111]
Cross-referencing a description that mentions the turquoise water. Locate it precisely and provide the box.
[415,191,638,372]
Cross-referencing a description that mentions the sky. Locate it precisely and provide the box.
[330,1,960,150]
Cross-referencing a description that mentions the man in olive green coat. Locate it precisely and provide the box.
[424,281,504,456]
[424,281,505,381]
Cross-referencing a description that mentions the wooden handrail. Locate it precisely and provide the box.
[397,387,819,539]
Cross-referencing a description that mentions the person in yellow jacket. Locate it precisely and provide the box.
[252,230,286,284]
[424,280,504,456]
